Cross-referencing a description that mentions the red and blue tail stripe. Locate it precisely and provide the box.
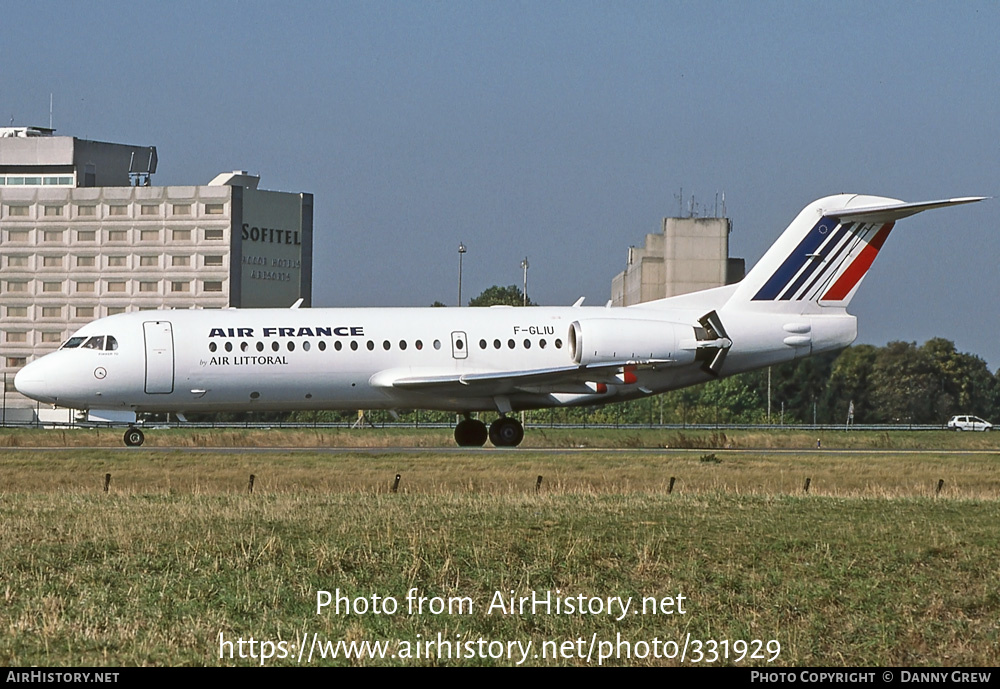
[752,217,893,303]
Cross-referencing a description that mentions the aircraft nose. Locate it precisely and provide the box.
[14,360,56,404]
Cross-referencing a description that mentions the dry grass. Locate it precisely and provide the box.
[2,444,999,666]
[2,426,999,451]
[1,447,998,499]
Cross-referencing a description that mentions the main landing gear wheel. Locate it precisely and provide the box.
[123,427,145,447]
[454,418,488,447]
[489,416,524,447]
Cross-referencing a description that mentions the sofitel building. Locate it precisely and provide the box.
[0,126,313,420]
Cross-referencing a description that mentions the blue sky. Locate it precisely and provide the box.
[3,1,998,365]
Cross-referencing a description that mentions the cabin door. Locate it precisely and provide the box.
[143,321,175,394]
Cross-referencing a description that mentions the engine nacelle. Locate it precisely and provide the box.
[568,319,696,366]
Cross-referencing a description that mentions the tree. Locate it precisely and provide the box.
[468,285,535,307]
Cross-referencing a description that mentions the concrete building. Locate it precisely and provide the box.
[611,216,744,307]
[0,127,313,420]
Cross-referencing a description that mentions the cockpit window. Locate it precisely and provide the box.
[105,336,119,351]
[81,336,105,350]
[61,336,86,349]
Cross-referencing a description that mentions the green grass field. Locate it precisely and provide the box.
[2,430,999,666]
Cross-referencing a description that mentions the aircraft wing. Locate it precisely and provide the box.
[375,360,672,396]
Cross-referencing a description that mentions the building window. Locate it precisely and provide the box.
[6,205,28,217]
[108,205,127,216]
[171,281,190,292]
[42,306,62,317]
[43,230,64,242]
[172,229,192,241]
[6,332,27,343]
[139,256,159,267]
[139,281,159,293]
[5,282,28,293]
[204,203,225,215]
[6,357,27,368]
[76,256,96,268]
[75,306,95,318]
[107,256,127,267]
[204,255,224,267]
[77,205,96,216]
[7,230,29,241]
[106,306,126,316]
[6,256,28,267]
[203,281,223,292]
[204,229,224,240]
[6,306,27,317]
[106,281,127,293]
[107,230,128,242]
[171,255,190,267]
[172,204,191,215]
[77,230,96,242]
[41,282,62,293]
[140,205,159,216]
[43,206,63,217]
[41,332,62,343]
[76,281,95,293]
[42,256,63,268]
[140,230,159,241]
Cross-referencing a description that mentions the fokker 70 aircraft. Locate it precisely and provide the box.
[14,194,984,447]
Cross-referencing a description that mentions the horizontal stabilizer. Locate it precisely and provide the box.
[828,197,986,223]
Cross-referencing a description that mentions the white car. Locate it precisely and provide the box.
[947,415,993,431]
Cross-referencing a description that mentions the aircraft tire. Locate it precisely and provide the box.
[489,417,524,447]
[454,419,488,447]
[123,427,145,447]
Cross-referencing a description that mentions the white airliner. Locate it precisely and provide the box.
[14,193,984,447]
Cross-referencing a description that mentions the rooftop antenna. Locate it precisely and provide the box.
[49,93,53,130]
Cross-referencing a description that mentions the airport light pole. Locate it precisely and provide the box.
[457,242,467,307]
[521,257,529,306]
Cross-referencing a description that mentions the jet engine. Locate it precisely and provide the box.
[568,319,696,366]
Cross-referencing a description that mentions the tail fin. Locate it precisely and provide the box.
[728,194,985,312]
